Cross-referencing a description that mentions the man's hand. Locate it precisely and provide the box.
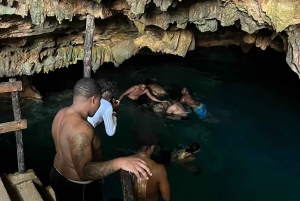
[113,156,152,180]
[112,100,120,112]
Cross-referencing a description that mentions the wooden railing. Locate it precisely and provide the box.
[0,78,27,173]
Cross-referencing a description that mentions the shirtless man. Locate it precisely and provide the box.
[117,83,164,104]
[159,100,189,120]
[180,87,207,119]
[49,78,151,201]
[121,131,170,201]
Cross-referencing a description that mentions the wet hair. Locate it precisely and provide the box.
[97,78,117,96]
[185,143,200,153]
[73,78,101,98]
[183,87,190,93]
[134,130,158,151]
[102,91,113,100]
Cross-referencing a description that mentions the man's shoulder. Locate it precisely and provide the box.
[150,160,166,172]
[64,113,93,132]
[152,162,167,179]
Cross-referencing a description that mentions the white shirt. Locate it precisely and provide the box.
[87,99,117,136]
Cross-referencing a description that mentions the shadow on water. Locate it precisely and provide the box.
[1,46,300,201]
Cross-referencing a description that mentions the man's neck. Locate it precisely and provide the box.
[71,101,89,119]
[136,151,151,158]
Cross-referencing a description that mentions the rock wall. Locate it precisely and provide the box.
[0,0,299,78]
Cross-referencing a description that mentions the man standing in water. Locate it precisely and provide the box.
[180,87,207,119]
[117,82,164,105]
[49,78,151,201]
[121,131,171,201]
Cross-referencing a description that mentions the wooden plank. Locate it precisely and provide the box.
[83,14,95,78]
[0,81,22,93]
[10,78,26,173]
[0,120,27,134]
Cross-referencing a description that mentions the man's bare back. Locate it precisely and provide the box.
[122,131,170,201]
[52,106,102,181]
[166,101,187,116]
[135,155,170,201]
[148,83,167,97]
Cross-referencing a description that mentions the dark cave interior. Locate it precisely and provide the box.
[30,45,300,100]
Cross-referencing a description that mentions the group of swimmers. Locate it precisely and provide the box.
[114,79,207,121]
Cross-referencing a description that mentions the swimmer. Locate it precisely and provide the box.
[171,143,201,163]
[158,143,202,175]
[180,87,207,119]
[117,82,165,106]
[158,99,189,120]
[120,131,171,201]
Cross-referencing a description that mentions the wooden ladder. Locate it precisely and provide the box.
[0,78,55,201]
[0,78,27,173]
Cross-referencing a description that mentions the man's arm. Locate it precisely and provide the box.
[144,89,162,102]
[102,105,117,136]
[118,86,135,102]
[158,164,171,201]
[69,124,151,181]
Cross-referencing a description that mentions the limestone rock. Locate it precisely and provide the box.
[0,0,299,78]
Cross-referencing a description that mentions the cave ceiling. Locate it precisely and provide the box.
[0,0,299,78]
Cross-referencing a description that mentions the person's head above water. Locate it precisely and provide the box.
[185,143,201,154]
[97,78,117,100]
[181,87,190,95]
[134,130,158,153]
[138,82,148,91]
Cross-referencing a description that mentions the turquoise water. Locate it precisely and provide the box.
[1,46,300,201]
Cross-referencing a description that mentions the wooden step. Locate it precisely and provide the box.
[0,169,56,201]
[0,177,11,201]
[15,180,43,201]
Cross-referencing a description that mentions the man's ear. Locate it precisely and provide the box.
[151,145,156,151]
[91,95,97,105]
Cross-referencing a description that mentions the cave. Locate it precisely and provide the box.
[1,1,300,201]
